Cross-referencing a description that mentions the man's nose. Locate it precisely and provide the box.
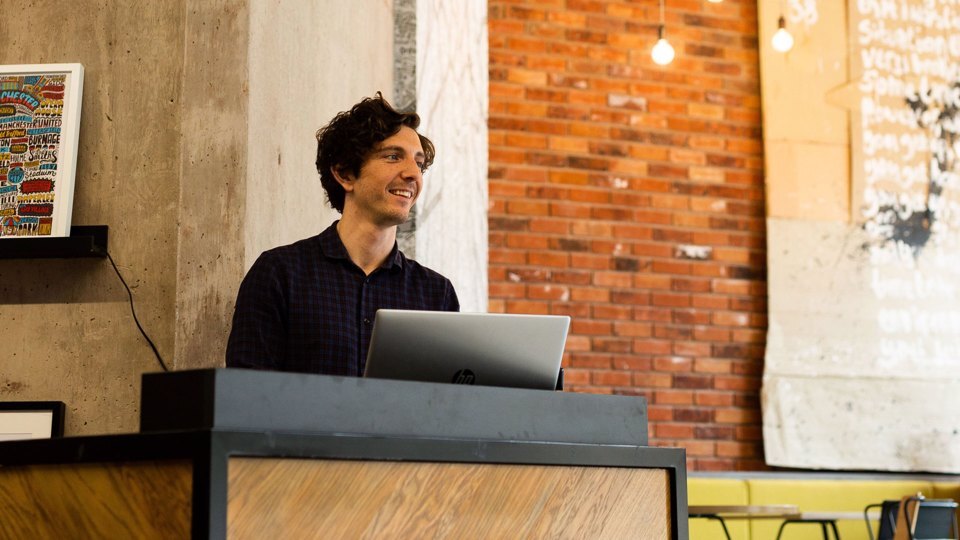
[402,157,422,180]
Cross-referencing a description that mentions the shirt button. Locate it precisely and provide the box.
[363,318,371,325]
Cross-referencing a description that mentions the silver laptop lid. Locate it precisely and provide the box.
[363,310,570,390]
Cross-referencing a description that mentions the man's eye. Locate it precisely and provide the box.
[384,153,401,161]
[417,162,426,171]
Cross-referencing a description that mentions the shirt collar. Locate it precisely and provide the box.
[318,220,404,271]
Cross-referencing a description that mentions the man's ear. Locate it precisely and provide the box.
[331,166,355,192]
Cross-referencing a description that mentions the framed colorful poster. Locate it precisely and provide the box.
[0,63,83,238]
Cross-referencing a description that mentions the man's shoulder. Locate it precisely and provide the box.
[263,234,322,256]
[395,252,459,310]
[397,252,453,285]
[252,234,324,271]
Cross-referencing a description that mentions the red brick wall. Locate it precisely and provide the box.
[488,0,767,470]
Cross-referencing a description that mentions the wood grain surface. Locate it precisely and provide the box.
[0,460,192,538]
[228,458,671,539]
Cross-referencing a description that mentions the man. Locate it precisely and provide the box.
[226,93,459,375]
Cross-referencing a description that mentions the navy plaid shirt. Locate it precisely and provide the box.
[226,222,459,375]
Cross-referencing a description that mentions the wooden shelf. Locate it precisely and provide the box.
[0,225,108,259]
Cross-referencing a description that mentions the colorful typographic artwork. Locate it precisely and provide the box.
[0,64,83,238]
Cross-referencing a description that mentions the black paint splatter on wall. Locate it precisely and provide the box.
[867,80,959,257]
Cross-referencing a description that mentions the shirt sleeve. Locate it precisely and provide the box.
[225,252,288,370]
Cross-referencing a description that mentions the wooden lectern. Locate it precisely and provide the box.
[0,369,688,539]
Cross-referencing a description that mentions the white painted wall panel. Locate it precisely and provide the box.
[414,0,489,312]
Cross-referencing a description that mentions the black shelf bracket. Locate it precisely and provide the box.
[0,225,109,259]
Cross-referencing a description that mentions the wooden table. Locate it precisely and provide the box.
[689,505,801,519]
[689,505,800,540]
[689,505,880,540]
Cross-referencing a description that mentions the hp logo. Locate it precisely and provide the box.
[452,369,476,384]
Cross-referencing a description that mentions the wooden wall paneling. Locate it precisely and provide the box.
[0,460,192,538]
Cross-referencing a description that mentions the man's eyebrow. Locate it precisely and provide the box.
[377,145,425,158]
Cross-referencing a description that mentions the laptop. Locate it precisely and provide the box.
[363,310,570,390]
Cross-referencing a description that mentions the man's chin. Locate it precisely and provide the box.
[376,210,412,228]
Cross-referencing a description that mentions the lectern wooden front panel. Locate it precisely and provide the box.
[228,458,671,538]
[0,460,192,538]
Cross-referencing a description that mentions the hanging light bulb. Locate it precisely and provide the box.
[706,0,723,3]
[651,25,675,65]
[651,0,675,66]
[771,15,794,52]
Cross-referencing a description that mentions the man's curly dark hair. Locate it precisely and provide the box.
[315,92,435,213]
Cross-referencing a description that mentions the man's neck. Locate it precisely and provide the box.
[336,214,397,276]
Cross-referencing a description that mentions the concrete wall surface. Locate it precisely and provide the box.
[0,1,395,435]
[245,0,394,265]
[0,2,190,435]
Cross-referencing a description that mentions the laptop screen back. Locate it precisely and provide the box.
[363,310,570,390]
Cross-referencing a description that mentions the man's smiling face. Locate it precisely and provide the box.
[338,126,426,228]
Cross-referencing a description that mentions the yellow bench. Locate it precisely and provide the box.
[689,473,960,540]
[689,478,750,540]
